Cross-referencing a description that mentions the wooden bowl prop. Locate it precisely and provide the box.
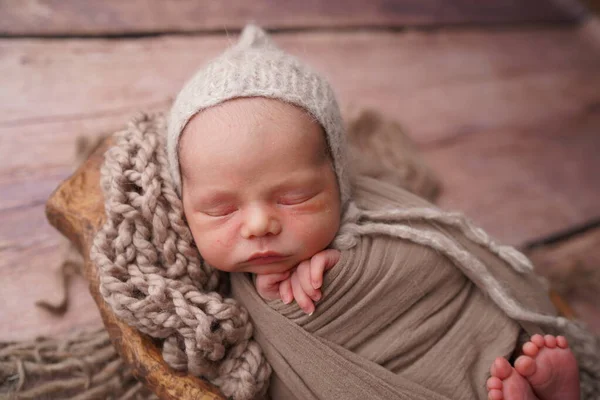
[46,137,225,400]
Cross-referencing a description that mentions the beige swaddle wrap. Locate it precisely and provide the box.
[231,176,554,399]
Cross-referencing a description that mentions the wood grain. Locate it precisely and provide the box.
[45,137,225,400]
[3,29,600,145]
[2,29,599,241]
[528,226,600,333]
[0,0,583,37]
[2,27,600,340]
[422,111,600,246]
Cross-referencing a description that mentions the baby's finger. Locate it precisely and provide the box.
[310,249,341,289]
[297,261,321,302]
[254,271,290,301]
[257,271,290,288]
[291,272,315,315]
[279,277,293,304]
[309,257,326,290]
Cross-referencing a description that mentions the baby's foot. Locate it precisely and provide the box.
[513,334,580,400]
[487,357,539,400]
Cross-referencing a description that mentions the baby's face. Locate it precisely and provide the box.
[179,97,341,275]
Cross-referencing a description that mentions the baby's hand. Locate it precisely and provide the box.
[280,249,341,315]
[254,271,292,301]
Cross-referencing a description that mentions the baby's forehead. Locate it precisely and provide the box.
[178,97,329,172]
[182,98,323,145]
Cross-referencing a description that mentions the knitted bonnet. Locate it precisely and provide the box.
[167,24,351,207]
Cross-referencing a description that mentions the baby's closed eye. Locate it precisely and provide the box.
[277,191,318,206]
[200,205,238,217]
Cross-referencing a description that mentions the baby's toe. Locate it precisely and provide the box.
[543,335,557,348]
[514,355,537,377]
[488,388,504,400]
[522,341,539,357]
[487,376,502,390]
[490,357,512,380]
[556,335,569,349]
[530,334,545,348]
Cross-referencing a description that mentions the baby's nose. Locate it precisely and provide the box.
[240,205,282,239]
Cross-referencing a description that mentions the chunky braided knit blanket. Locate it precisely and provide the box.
[91,113,600,400]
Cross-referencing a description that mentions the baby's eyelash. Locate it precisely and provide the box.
[202,207,238,217]
[278,192,316,205]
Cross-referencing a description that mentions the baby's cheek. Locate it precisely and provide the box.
[286,212,336,248]
[205,226,238,250]
[285,213,312,236]
[191,221,237,257]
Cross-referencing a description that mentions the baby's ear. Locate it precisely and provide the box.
[236,24,277,50]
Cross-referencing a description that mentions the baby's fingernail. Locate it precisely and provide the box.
[312,281,321,289]
[308,311,314,316]
[313,292,321,302]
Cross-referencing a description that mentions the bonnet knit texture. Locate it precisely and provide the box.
[167,24,351,208]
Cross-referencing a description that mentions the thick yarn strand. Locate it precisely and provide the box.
[358,207,533,274]
[90,113,271,400]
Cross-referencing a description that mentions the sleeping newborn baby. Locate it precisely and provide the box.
[178,97,341,313]
[167,25,581,400]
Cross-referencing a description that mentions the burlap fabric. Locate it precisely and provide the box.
[0,329,157,400]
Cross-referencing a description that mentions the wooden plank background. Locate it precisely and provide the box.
[1,1,599,341]
[528,226,600,333]
[3,29,599,245]
[0,0,585,37]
